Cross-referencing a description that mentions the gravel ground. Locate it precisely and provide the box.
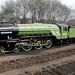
[0,44,75,63]
[0,55,75,75]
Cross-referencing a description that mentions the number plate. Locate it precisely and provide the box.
[1,32,12,34]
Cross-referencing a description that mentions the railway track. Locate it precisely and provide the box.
[28,60,75,75]
[0,49,75,73]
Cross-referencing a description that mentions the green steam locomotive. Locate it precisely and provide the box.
[0,23,75,54]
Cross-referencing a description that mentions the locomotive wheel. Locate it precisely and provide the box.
[14,47,20,53]
[0,46,5,54]
[22,42,32,51]
[34,38,43,50]
[44,38,52,48]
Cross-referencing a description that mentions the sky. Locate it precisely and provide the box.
[61,0,75,9]
[0,0,75,9]
[0,0,6,6]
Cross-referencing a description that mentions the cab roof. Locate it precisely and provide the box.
[56,24,69,27]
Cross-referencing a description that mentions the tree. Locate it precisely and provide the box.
[19,0,29,23]
[0,0,75,25]
[2,0,15,21]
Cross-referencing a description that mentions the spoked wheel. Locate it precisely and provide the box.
[0,46,6,54]
[14,46,20,53]
[44,38,52,48]
[22,42,32,51]
[34,38,43,50]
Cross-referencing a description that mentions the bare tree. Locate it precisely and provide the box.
[14,0,21,22]
[2,0,15,21]
[27,0,38,23]
[20,0,29,23]
[0,0,75,25]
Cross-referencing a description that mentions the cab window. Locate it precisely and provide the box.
[63,27,67,31]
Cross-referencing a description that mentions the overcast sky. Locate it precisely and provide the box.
[61,0,75,9]
[0,0,75,9]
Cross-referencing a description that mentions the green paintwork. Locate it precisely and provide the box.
[23,46,32,51]
[61,27,68,39]
[44,38,52,48]
[69,28,75,38]
[22,42,32,51]
[0,46,5,54]
[14,47,20,53]
[17,23,61,39]
[34,38,43,50]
